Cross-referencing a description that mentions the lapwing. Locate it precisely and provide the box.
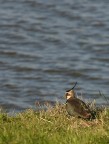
[65,82,92,119]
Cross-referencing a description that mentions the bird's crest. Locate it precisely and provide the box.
[65,82,77,99]
[66,82,77,92]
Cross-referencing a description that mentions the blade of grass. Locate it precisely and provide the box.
[99,90,109,105]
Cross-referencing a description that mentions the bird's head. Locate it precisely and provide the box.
[65,90,76,100]
[65,82,77,100]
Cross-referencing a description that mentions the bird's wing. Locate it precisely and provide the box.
[68,98,90,116]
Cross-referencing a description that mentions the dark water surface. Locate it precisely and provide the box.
[0,0,109,113]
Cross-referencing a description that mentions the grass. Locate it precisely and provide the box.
[0,103,109,144]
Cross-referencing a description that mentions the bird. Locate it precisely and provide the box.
[65,82,93,119]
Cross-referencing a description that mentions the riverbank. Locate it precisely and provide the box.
[0,104,109,144]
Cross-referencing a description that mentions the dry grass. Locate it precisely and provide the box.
[0,103,109,144]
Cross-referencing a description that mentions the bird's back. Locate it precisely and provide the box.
[66,97,91,119]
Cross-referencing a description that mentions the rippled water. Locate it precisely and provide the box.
[0,0,109,113]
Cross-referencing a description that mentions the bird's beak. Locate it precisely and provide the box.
[64,92,67,98]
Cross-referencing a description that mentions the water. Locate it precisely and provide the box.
[0,0,109,113]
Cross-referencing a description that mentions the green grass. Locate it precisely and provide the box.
[0,104,109,144]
